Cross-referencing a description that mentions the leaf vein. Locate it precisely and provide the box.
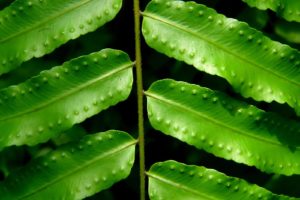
[146,92,299,149]
[0,62,133,122]
[20,140,137,200]
[0,0,94,44]
[143,12,300,88]
[147,172,218,200]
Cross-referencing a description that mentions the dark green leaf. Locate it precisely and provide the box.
[0,130,136,200]
[275,20,300,44]
[242,0,300,22]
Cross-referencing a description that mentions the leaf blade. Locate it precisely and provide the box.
[146,79,300,175]
[242,0,300,22]
[148,160,295,200]
[0,0,122,75]
[0,130,136,200]
[142,0,300,115]
[0,48,134,149]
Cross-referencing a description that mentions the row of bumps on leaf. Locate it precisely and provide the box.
[242,0,300,22]
[146,79,300,176]
[147,160,296,200]
[142,0,300,116]
[0,49,134,149]
[0,0,122,75]
[0,130,137,200]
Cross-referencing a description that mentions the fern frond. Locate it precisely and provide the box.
[0,130,137,200]
[0,0,122,75]
[142,0,300,115]
[148,160,296,200]
[146,79,300,175]
[0,49,134,149]
[242,0,300,22]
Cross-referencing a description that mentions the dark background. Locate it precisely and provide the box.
[0,0,300,199]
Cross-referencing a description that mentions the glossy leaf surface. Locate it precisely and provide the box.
[148,160,296,200]
[146,79,300,175]
[0,130,136,200]
[0,0,122,75]
[142,0,300,115]
[0,49,134,148]
[242,0,300,22]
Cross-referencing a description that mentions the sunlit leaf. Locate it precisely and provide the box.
[142,0,300,115]
[0,49,134,149]
[146,79,300,175]
[0,0,122,75]
[148,160,296,200]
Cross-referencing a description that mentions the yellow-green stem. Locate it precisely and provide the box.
[133,0,145,200]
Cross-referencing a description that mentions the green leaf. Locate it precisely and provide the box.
[0,130,137,200]
[242,0,300,22]
[275,20,300,44]
[241,0,278,11]
[147,160,296,200]
[238,7,269,30]
[142,0,300,115]
[51,125,87,146]
[0,0,122,75]
[145,79,300,175]
[265,175,300,198]
[0,48,134,149]
[0,146,27,177]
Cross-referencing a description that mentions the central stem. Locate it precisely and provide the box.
[133,0,145,200]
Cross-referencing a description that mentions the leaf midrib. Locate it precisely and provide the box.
[142,12,300,89]
[0,0,96,44]
[20,139,137,200]
[146,91,300,150]
[0,62,133,121]
[147,172,219,200]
